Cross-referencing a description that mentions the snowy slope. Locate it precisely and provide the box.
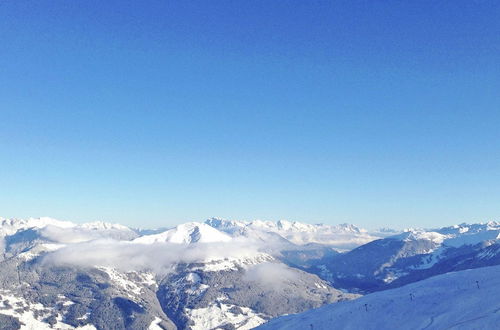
[258,265,500,330]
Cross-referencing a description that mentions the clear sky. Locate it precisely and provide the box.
[1,1,499,229]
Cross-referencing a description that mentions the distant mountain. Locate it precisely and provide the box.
[205,218,381,250]
[257,265,500,330]
[312,222,500,293]
[0,217,138,262]
[0,216,75,236]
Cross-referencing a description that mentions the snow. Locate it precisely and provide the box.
[18,243,66,261]
[140,272,157,287]
[76,313,91,321]
[79,221,131,231]
[2,217,500,329]
[442,230,500,248]
[388,223,500,255]
[148,317,164,330]
[0,217,136,249]
[0,217,76,237]
[185,302,267,330]
[393,230,448,244]
[205,218,380,249]
[185,272,201,283]
[193,254,274,272]
[134,222,232,244]
[477,243,500,259]
[314,282,328,289]
[0,290,96,330]
[97,267,143,297]
[185,283,210,296]
[57,295,75,307]
[411,247,447,270]
[382,270,408,283]
[258,265,500,330]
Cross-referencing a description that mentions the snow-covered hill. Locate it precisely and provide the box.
[258,265,500,330]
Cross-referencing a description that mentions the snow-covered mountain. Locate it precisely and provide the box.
[205,218,381,250]
[0,216,74,236]
[134,222,232,244]
[312,221,500,293]
[0,217,359,330]
[131,222,358,329]
[257,265,500,330]
[0,217,138,262]
[157,257,357,330]
[2,216,499,329]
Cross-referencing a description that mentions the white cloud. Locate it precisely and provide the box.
[41,238,264,274]
[242,262,300,289]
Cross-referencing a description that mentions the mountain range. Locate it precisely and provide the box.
[0,216,499,329]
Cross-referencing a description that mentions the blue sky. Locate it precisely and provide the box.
[1,1,499,229]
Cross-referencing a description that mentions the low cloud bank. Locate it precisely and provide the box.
[35,224,312,286]
[41,238,266,274]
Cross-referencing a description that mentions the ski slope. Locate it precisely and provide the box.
[258,265,500,330]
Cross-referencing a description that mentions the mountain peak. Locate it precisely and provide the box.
[134,222,232,244]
